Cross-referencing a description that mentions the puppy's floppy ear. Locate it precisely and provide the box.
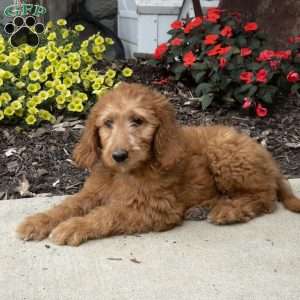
[73,105,101,169]
[153,95,184,170]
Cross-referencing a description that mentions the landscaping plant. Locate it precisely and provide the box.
[152,9,300,117]
[0,19,133,125]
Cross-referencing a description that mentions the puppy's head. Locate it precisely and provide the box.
[73,83,184,172]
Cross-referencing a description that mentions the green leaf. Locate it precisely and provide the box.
[199,93,214,110]
[248,63,261,71]
[191,70,206,83]
[191,62,207,71]
[237,36,247,47]
[249,38,260,49]
[195,83,214,96]
[170,64,186,80]
[248,85,258,96]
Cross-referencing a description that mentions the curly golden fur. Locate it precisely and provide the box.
[17,83,300,246]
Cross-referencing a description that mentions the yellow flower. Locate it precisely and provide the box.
[1,92,12,102]
[63,77,73,88]
[87,70,98,81]
[74,103,84,112]
[92,46,101,54]
[11,100,22,110]
[16,81,26,89]
[39,110,55,123]
[83,80,90,89]
[27,83,41,93]
[95,53,103,60]
[46,65,54,74]
[26,100,36,108]
[4,106,15,116]
[93,87,109,96]
[58,64,69,73]
[0,54,7,63]
[33,61,42,70]
[122,67,133,77]
[0,79,3,86]
[39,91,49,100]
[56,84,67,92]
[57,19,67,26]
[84,56,93,64]
[45,81,54,88]
[95,36,104,45]
[58,47,65,56]
[92,82,102,90]
[75,24,85,32]
[61,29,69,39]
[72,61,81,70]
[29,71,40,81]
[80,50,89,58]
[78,92,88,101]
[99,44,106,53]
[105,69,116,79]
[105,37,114,45]
[23,45,33,54]
[53,79,61,86]
[47,32,57,41]
[56,95,65,105]
[40,73,48,82]
[15,109,24,117]
[105,77,114,87]
[56,103,65,110]
[81,41,89,48]
[47,89,55,97]
[0,44,5,53]
[25,114,37,125]
[64,43,73,52]
[8,56,20,66]
[61,89,71,97]
[0,110,4,120]
[46,21,53,30]
[28,107,39,115]
[3,71,13,79]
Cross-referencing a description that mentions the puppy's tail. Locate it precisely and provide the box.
[277,177,300,212]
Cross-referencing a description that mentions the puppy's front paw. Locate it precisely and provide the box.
[49,217,90,246]
[17,213,55,241]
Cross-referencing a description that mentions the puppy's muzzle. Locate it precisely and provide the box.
[112,149,129,163]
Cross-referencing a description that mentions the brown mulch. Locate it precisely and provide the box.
[0,61,299,200]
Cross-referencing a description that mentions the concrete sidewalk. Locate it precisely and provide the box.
[1,180,300,300]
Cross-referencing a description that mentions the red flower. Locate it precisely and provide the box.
[218,46,232,55]
[171,20,183,30]
[204,34,219,45]
[269,60,280,71]
[242,97,252,109]
[154,43,168,60]
[287,71,300,83]
[183,51,196,67]
[256,103,268,117]
[184,17,202,33]
[240,71,254,84]
[207,8,222,23]
[220,26,233,38]
[170,38,183,46]
[288,35,300,44]
[207,44,231,56]
[240,48,252,57]
[256,68,268,83]
[257,50,274,61]
[219,57,227,69]
[274,50,291,60]
[207,44,222,56]
[244,22,258,32]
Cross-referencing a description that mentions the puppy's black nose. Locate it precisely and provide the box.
[112,149,128,163]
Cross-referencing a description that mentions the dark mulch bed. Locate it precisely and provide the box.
[1,61,300,200]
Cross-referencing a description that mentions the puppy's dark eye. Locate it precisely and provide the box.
[130,117,143,127]
[104,120,113,128]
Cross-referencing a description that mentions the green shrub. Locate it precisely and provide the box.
[0,19,133,126]
[152,9,300,117]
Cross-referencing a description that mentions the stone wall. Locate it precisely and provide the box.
[220,0,300,48]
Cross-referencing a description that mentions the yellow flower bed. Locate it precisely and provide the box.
[0,19,133,126]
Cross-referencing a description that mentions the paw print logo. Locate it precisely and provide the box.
[4,16,45,47]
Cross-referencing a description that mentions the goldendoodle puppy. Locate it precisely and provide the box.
[17,83,300,246]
